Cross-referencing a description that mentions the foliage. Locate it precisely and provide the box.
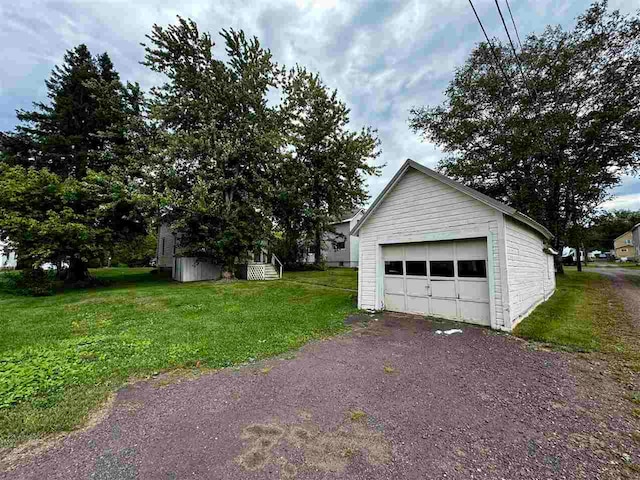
[584,209,640,251]
[274,68,381,264]
[13,269,56,297]
[0,165,150,274]
[409,1,640,256]
[143,19,282,271]
[110,232,158,267]
[0,44,150,283]
[0,267,356,445]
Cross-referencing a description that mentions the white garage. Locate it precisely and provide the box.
[352,160,556,332]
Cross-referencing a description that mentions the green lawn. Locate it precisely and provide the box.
[283,268,358,290]
[585,263,640,269]
[514,270,632,354]
[0,268,357,447]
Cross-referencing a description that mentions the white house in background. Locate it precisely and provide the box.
[156,224,282,282]
[0,241,17,270]
[351,159,556,332]
[325,208,365,268]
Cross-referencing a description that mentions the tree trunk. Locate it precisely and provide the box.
[554,240,565,275]
[313,228,322,265]
[222,257,235,280]
[576,245,582,272]
[65,255,91,283]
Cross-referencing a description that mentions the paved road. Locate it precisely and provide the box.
[2,314,638,479]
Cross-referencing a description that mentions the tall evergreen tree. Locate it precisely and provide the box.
[0,45,149,282]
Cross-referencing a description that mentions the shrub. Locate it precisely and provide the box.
[14,269,56,296]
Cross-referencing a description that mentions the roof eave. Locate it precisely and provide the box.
[351,159,553,241]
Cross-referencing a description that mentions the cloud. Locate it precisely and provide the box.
[600,194,640,212]
[1,0,639,209]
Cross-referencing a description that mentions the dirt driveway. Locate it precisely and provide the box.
[2,313,639,479]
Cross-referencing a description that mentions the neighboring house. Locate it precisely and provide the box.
[632,223,640,259]
[156,224,281,282]
[325,209,365,267]
[614,230,634,259]
[351,159,555,332]
[0,241,17,270]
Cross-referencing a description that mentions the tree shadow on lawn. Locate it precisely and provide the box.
[0,268,173,298]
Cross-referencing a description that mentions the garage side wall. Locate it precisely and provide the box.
[357,169,507,329]
[504,216,555,328]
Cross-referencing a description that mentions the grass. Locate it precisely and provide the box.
[283,268,358,290]
[0,268,357,448]
[514,271,608,351]
[584,261,640,269]
[515,268,640,456]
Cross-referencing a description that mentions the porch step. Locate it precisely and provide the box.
[263,264,280,280]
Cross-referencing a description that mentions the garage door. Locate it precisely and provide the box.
[382,239,490,326]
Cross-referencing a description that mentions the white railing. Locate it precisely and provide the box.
[271,253,283,279]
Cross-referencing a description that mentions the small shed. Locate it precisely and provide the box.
[351,160,555,332]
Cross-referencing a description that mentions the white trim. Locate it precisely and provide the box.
[486,230,497,330]
[373,226,496,327]
[331,208,365,225]
[352,159,553,240]
[496,212,511,330]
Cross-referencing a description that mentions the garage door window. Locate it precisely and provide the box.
[430,260,454,277]
[457,260,486,278]
[385,261,403,275]
[406,261,427,276]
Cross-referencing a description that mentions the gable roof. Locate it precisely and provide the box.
[614,229,633,242]
[331,208,365,225]
[351,159,553,240]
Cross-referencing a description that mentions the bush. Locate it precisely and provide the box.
[14,269,56,296]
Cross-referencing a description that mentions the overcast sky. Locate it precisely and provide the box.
[1,0,639,210]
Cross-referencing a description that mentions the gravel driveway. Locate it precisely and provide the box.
[2,313,639,479]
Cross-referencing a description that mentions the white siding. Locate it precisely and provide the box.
[505,216,555,328]
[358,169,507,329]
[173,257,221,282]
[157,224,176,269]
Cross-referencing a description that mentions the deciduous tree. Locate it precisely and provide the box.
[143,18,283,274]
[409,1,640,272]
[275,68,381,265]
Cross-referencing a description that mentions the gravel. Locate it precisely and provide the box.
[2,312,639,479]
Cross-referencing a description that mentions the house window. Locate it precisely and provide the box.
[162,238,166,255]
[384,261,403,275]
[430,260,454,277]
[621,248,628,253]
[406,261,427,276]
[626,239,632,244]
[458,260,487,278]
[336,241,346,250]
[339,261,344,267]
